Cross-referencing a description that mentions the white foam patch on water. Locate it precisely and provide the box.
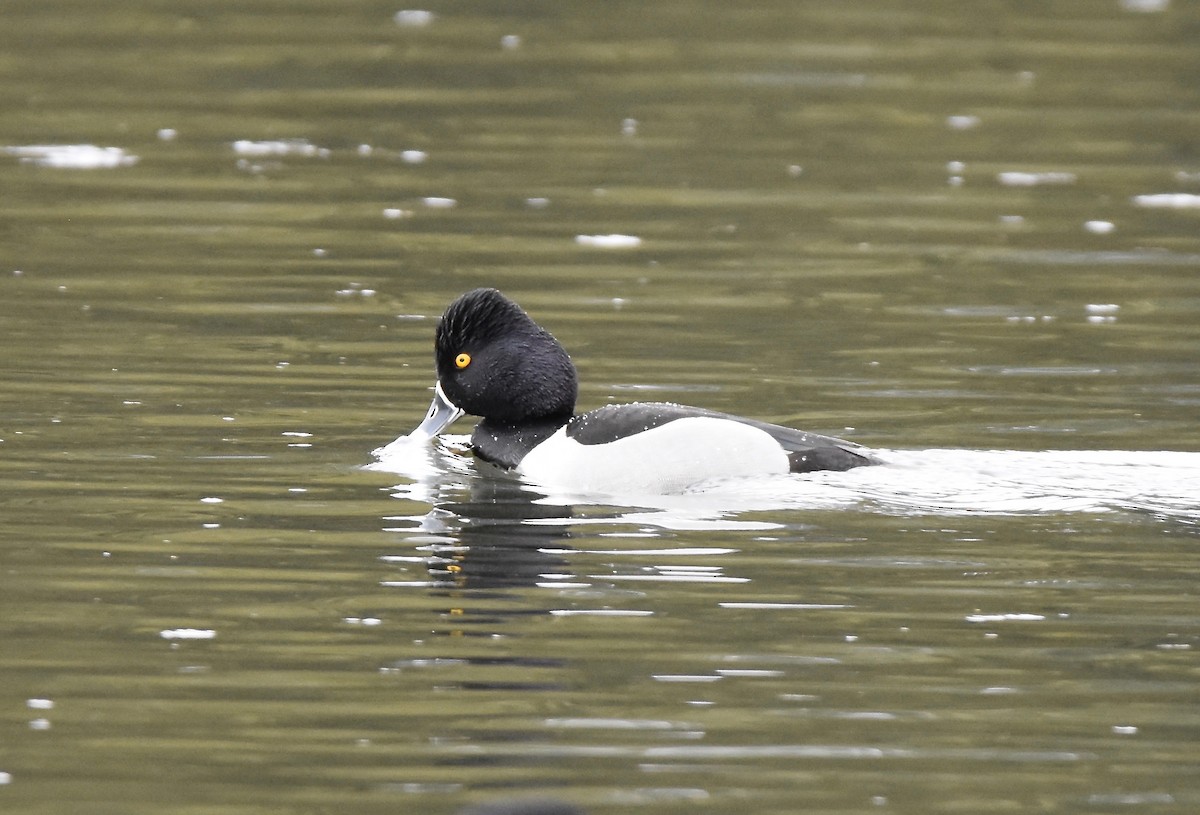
[1132,193,1200,209]
[997,171,1077,187]
[231,139,330,158]
[807,448,1200,517]
[4,144,139,168]
[575,233,643,248]
[160,628,216,640]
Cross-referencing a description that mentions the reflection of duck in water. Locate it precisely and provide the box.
[457,799,585,815]
[421,476,576,590]
[394,287,876,497]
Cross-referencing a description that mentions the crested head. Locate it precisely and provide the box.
[433,288,578,424]
[436,288,531,352]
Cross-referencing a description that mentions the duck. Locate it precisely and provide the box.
[400,287,877,494]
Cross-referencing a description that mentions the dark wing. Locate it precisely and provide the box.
[565,402,700,444]
[733,415,878,473]
[566,402,877,473]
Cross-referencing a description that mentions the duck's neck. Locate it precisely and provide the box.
[471,414,572,469]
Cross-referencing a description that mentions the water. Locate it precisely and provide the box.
[2,1,1199,814]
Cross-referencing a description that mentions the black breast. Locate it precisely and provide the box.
[471,416,570,469]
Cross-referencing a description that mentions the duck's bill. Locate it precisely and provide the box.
[410,380,465,440]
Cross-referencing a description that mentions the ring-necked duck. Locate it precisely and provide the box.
[401,288,877,494]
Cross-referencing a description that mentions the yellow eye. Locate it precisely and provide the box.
[454,352,471,369]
